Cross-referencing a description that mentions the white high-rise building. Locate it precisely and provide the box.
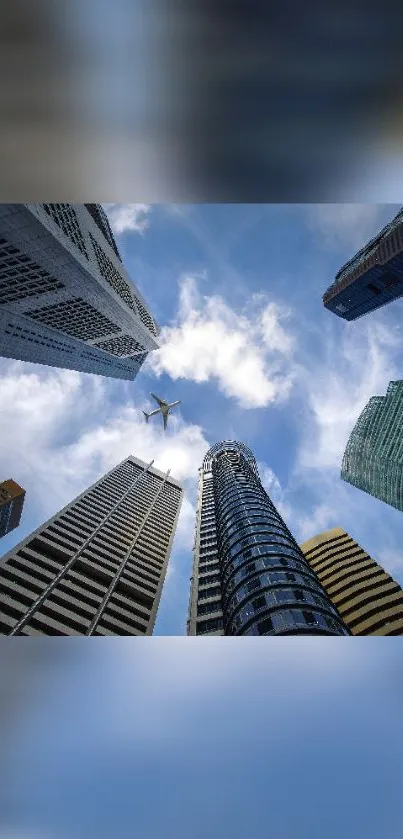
[0,204,159,379]
[0,456,183,635]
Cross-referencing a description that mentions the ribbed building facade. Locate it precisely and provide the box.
[0,456,182,635]
[0,204,159,380]
[187,441,348,636]
[301,528,403,635]
[342,380,403,511]
[323,206,403,320]
[0,479,26,538]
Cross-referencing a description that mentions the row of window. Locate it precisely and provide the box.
[220,522,291,556]
[221,533,305,571]
[198,572,221,588]
[26,296,121,343]
[226,584,338,626]
[198,547,217,561]
[43,203,88,258]
[95,334,146,358]
[196,616,223,635]
[198,561,220,576]
[90,232,136,313]
[223,556,318,594]
[221,510,284,538]
[238,609,345,636]
[0,543,151,635]
[198,584,221,601]
[218,496,278,529]
[197,599,222,616]
[4,323,75,354]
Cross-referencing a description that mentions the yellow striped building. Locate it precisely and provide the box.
[300,528,403,635]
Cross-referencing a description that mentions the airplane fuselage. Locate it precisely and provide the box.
[143,395,181,429]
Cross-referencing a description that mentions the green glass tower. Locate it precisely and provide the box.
[341,380,403,511]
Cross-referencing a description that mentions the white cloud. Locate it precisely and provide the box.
[148,275,295,408]
[0,361,209,572]
[174,495,196,552]
[278,309,403,569]
[260,301,294,355]
[296,503,339,544]
[103,203,151,235]
[296,319,401,472]
[307,204,388,252]
[257,461,294,524]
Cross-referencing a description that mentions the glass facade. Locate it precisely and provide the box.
[188,441,349,636]
[323,207,403,321]
[342,380,403,511]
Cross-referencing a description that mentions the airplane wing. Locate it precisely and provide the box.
[151,393,167,408]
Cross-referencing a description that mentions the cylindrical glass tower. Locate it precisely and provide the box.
[206,441,349,636]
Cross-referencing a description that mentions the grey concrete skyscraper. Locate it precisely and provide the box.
[0,456,183,635]
[188,441,348,636]
[0,204,159,379]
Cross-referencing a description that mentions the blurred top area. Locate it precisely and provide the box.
[1,0,403,201]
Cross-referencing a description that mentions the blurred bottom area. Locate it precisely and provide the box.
[0,640,402,839]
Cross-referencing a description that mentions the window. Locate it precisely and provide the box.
[303,610,315,625]
[85,204,121,259]
[196,616,223,634]
[381,272,400,289]
[257,617,273,635]
[367,283,381,295]
[314,612,328,628]
[294,589,306,602]
[247,578,260,593]
[252,596,266,612]
[43,204,87,257]
[198,585,221,601]
[197,600,221,616]
[95,335,146,358]
[274,589,290,603]
[26,298,120,342]
[286,572,295,582]
[0,238,65,305]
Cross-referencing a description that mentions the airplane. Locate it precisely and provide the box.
[142,393,181,431]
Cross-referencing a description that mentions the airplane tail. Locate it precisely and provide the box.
[142,411,149,423]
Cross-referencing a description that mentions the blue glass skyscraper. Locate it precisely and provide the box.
[323,207,403,321]
[188,441,348,636]
[342,380,403,512]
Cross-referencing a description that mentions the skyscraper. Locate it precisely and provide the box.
[0,479,25,538]
[0,204,159,380]
[0,456,183,635]
[341,380,403,511]
[323,206,403,321]
[187,441,348,636]
[301,527,403,635]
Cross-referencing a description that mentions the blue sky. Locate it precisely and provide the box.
[1,204,403,636]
